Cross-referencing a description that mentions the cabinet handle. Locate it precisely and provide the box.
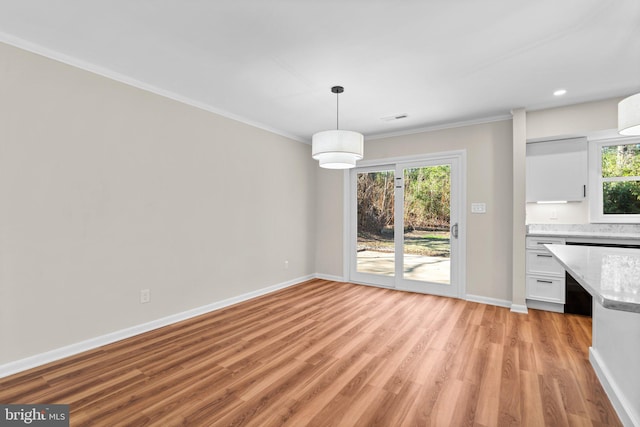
[536,242,553,245]
[536,279,553,284]
[536,254,553,258]
[583,184,586,198]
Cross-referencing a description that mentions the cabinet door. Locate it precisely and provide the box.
[526,276,565,303]
[526,137,587,202]
[526,250,565,276]
[525,236,566,249]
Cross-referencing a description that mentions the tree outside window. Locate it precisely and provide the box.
[591,138,640,222]
[601,143,640,215]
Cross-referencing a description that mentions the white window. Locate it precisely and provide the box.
[589,137,640,223]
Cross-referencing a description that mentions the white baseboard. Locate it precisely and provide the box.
[465,294,511,308]
[590,347,639,427]
[0,275,313,379]
[510,303,529,314]
[314,273,345,282]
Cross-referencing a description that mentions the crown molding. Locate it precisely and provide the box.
[0,32,306,144]
[365,114,513,141]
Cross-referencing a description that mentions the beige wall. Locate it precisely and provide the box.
[315,120,514,302]
[526,97,620,141]
[314,169,345,277]
[0,42,316,364]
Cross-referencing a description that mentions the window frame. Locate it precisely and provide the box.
[589,136,640,223]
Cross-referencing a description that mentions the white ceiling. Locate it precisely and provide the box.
[1,1,639,142]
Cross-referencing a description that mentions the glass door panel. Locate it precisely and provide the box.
[403,165,451,285]
[356,170,395,278]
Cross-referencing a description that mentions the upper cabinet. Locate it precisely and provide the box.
[526,137,588,202]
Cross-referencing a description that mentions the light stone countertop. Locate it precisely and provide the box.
[528,230,640,240]
[545,244,640,313]
[526,223,640,241]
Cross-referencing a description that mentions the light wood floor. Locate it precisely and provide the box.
[0,279,621,426]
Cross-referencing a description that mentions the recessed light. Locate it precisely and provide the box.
[553,89,567,96]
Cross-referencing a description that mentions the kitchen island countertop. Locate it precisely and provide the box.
[545,244,640,313]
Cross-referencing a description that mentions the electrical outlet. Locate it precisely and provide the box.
[284,260,289,270]
[140,289,150,304]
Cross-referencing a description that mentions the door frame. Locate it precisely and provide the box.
[343,150,467,299]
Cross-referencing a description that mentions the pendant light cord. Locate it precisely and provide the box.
[336,91,339,130]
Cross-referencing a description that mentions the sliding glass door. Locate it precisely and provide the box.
[350,154,463,297]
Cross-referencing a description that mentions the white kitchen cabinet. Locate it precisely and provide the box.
[526,250,566,276]
[525,236,566,310]
[526,137,587,202]
[526,276,565,302]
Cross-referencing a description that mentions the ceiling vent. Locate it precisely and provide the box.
[381,114,408,122]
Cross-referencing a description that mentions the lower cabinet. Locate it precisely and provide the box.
[525,236,566,311]
[526,275,565,303]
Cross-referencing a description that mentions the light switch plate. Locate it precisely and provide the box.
[471,203,486,214]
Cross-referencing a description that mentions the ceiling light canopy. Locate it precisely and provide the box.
[312,86,364,169]
[618,93,640,136]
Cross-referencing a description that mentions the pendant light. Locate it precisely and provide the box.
[618,92,640,136]
[312,86,364,169]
